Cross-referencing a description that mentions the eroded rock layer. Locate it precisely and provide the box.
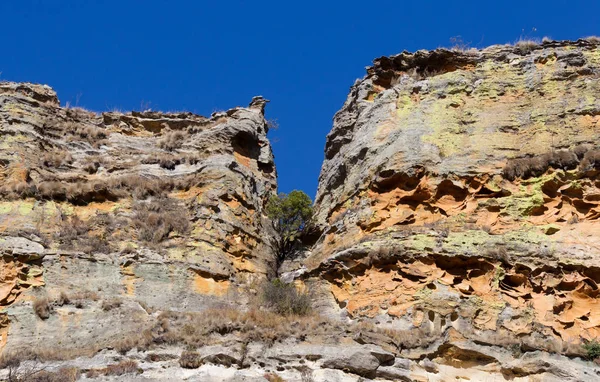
[0,82,277,353]
[301,39,600,379]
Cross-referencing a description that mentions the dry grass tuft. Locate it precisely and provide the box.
[41,151,73,168]
[0,350,80,382]
[33,297,51,320]
[261,279,311,316]
[82,156,107,174]
[101,298,122,311]
[86,360,140,378]
[158,131,187,151]
[514,39,540,54]
[29,367,80,382]
[179,351,203,369]
[142,154,183,170]
[132,197,190,243]
[63,290,100,309]
[584,36,600,44]
[64,122,108,147]
[580,150,600,171]
[57,213,113,254]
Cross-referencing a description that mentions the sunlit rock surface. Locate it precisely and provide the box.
[2,39,600,381]
[300,39,600,381]
[0,81,278,353]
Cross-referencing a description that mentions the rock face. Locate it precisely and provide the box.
[301,39,600,379]
[0,82,277,353]
[2,39,600,382]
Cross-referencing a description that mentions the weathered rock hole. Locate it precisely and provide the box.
[232,131,259,160]
[428,311,435,322]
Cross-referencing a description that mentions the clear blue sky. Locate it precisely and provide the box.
[1,1,598,198]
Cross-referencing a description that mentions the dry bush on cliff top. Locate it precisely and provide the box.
[584,36,600,44]
[514,39,540,54]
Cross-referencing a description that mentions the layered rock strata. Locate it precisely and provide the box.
[0,82,277,353]
[298,39,600,379]
[2,38,600,382]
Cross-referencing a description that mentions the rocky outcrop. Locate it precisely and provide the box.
[0,82,277,354]
[299,39,600,379]
[3,38,600,381]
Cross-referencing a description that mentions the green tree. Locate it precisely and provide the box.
[266,190,313,269]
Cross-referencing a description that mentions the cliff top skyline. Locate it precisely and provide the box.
[1,0,599,196]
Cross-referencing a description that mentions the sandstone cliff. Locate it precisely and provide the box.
[2,38,600,382]
[298,38,600,380]
[0,81,278,354]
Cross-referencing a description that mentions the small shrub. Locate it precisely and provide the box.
[64,123,108,147]
[78,235,111,254]
[584,36,600,44]
[103,360,140,376]
[580,150,600,171]
[583,340,600,360]
[261,279,311,316]
[36,181,67,200]
[41,151,73,168]
[515,39,539,54]
[82,156,106,174]
[132,197,190,243]
[179,351,203,369]
[101,298,122,311]
[145,353,177,362]
[183,154,202,165]
[57,213,114,253]
[158,154,181,170]
[33,297,51,320]
[56,291,70,306]
[158,131,187,151]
